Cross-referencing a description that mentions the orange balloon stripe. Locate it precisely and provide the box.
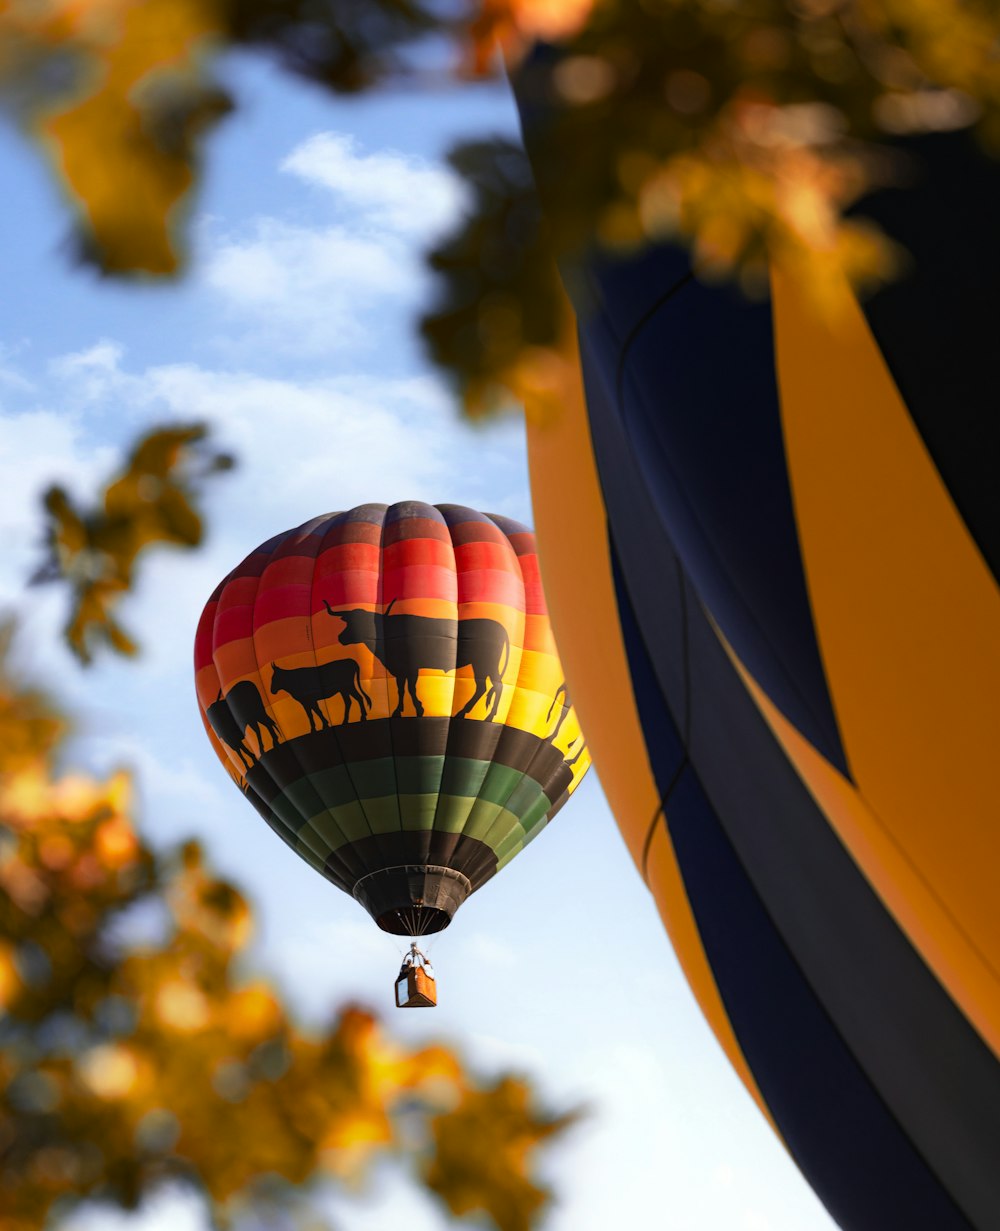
[522,312,776,1136]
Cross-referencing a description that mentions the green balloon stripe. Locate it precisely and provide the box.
[275,756,537,832]
[256,806,329,876]
[288,786,549,866]
[240,720,576,892]
[453,758,531,849]
[429,749,495,861]
[495,841,524,871]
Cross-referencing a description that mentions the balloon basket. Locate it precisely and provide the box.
[395,943,437,1008]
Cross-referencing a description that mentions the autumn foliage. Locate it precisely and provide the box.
[3,0,998,411]
[0,622,576,1230]
[32,425,232,664]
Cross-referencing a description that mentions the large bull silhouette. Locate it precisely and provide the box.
[325,598,510,720]
[205,680,281,769]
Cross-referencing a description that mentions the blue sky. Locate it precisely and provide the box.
[0,52,836,1231]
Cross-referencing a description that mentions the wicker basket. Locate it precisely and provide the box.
[394,944,437,1007]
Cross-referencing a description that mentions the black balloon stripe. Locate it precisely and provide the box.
[245,719,569,809]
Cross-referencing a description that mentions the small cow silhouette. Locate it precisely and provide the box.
[206,680,281,769]
[270,658,371,730]
[546,680,587,767]
[325,598,509,720]
[546,682,570,741]
[565,742,588,768]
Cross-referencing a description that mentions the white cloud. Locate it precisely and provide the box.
[0,346,486,730]
[201,131,465,357]
[14,343,477,532]
[204,219,406,355]
[64,1185,208,1231]
[282,131,467,238]
[50,340,127,401]
[134,364,463,527]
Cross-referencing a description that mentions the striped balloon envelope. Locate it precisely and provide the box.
[515,47,1000,1231]
[194,503,589,936]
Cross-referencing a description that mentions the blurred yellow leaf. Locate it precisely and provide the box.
[169,839,254,952]
[422,139,568,417]
[0,938,20,1009]
[33,0,229,273]
[77,1042,143,1099]
[225,981,282,1039]
[33,423,233,663]
[0,620,68,775]
[0,0,453,272]
[467,0,594,72]
[425,1075,580,1231]
[154,978,211,1030]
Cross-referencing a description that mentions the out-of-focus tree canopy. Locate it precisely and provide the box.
[425,0,1000,410]
[0,618,577,1231]
[31,425,233,664]
[2,0,997,412]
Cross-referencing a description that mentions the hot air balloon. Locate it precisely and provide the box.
[194,503,590,963]
[513,53,1000,1231]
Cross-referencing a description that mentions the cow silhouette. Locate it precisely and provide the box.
[547,680,587,767]
[565,741,587,768]
[546,682,570,741]
[270,658,371,730]
[206,680,281,769]
[325,598,510,720]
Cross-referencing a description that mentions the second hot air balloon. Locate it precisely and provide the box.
[194,502,589,941]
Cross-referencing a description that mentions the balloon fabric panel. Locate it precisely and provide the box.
[585,315,1000,1221]
[582,246,849,777]
[583,271,1000,1225]
[525,309,1000,1229]
[851,131,1000,578]
[517,73,1000,1228]
[613,547,974,1230]
[771,267,1000,1060]
[521,306,778,1127]
[195,503,589,936]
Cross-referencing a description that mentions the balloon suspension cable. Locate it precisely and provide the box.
[406,940,430,967]
[397,932,436,962]
[386,928,417,962]
[399,940,434,974]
